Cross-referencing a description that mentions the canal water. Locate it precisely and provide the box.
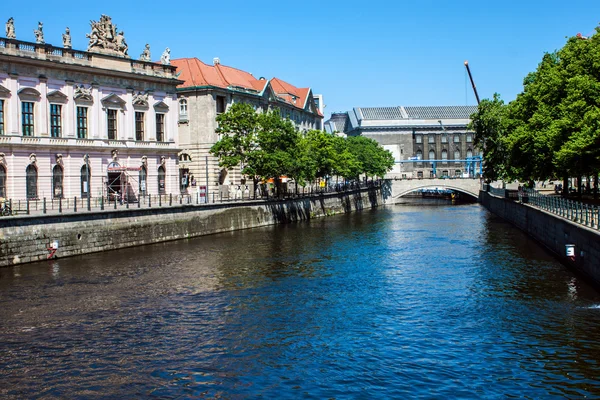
[2,204,600,399]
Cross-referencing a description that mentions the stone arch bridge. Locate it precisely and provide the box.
[383,178,482,203]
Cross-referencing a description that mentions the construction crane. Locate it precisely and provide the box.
[464,60,480,105]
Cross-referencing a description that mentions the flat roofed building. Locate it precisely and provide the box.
[325,105,480,179]
[172,57,323,194]
[0,15,181,201]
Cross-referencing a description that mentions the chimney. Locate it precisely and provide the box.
[213,57,220,65]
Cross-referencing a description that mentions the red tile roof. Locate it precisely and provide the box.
[172,58,321,115]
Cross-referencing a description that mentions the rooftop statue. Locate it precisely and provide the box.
[161,47,170,65]
[85,15,129,57]
[33,21,44,44]
[5,17,16,39]
[62,27,71,49]
[139,44,151,62]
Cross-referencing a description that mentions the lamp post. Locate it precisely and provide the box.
[84,153,91,211]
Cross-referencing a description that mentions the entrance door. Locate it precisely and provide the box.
[107,162,122,201]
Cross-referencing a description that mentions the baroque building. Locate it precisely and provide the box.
[171,57,324,194]
[0,15,180,201]
[325,106,481,178]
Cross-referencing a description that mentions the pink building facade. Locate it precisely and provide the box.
[0,17,180,201]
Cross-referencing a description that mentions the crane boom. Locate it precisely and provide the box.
[464,60,480,105]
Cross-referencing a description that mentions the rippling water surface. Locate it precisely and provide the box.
[2,204,600,398]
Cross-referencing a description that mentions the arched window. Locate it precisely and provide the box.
[26,164,37,199]
[0,165,6,198]
[428,150,435,160]
[454,149,460,161]
[441,149,448,160]
[81,164,90,196]
[415,150,422,160]
[139,166,147,196]
[158,166,166,195]
[52,165,63,198]
[467,148,473,159]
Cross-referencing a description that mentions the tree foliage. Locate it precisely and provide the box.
[470,26,600,185]
[210,104,394,192]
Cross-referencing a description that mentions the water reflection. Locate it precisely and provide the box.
[1,205,600,398]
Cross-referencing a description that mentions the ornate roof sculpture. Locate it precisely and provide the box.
[86,15,129,57]
[33,21,44,44]
[5,17,16,39]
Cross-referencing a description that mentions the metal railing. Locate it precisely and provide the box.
[523,189,600,230]
[487,186,600,230]
[0,181,381,217]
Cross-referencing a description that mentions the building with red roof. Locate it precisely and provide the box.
[171,57,323,194]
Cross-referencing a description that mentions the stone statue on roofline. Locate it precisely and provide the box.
[139,44,151,62]
[33,21,44,44]
[160,47,170,65]
[62,27,72,49]
[85,15,130,58]
[5,17,16,39]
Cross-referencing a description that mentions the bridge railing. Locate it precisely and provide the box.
[523,189,600,230]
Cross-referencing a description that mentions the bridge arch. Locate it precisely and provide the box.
[386,178,481,201]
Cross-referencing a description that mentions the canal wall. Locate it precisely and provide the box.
[480,190,600,288]
[0,188,382,267]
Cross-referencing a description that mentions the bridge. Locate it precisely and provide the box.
[384,176,482,203]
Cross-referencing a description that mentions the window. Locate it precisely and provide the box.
[0,165,5,198]
[455,170,462,177]
[81,164,90,196]
[467,149,473,159]
[158,166,166,194]
[216,96,226,114]
[139,166,147,196]
[428,135,435,144]
[454,149,461,163]
[77,107,88,139]
[52,165,63,198]
[179,99,188,121]
[466,133,473,143]
[50,104,62,137]
[22,102,34,136]
[107,109,117,140]
[441,134,447,143]
[453,135,460,143]
[26,164,37,199]
[416,149,423,160]
[156,113,164,142]
[415,135,422,144]
[135,112,145,141]
[428,150,435,160]
[0,100,4,135]
[442,149,448,161]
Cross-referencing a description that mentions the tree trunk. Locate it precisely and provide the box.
[577,176,582,199]
[253,177,259,200]
[563,176,569,197]
[594,175,598,200]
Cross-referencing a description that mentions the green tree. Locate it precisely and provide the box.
[347,136,394,180]
[249,110,301,197]
[469,93,510,181]
[209,102,260,196]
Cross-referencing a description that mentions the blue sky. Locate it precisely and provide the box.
[3,1,600,119]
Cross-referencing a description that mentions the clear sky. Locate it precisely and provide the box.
[2,1,600,119]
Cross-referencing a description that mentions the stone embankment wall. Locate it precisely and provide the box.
[480,191,600,288]
[0,188,382,267]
